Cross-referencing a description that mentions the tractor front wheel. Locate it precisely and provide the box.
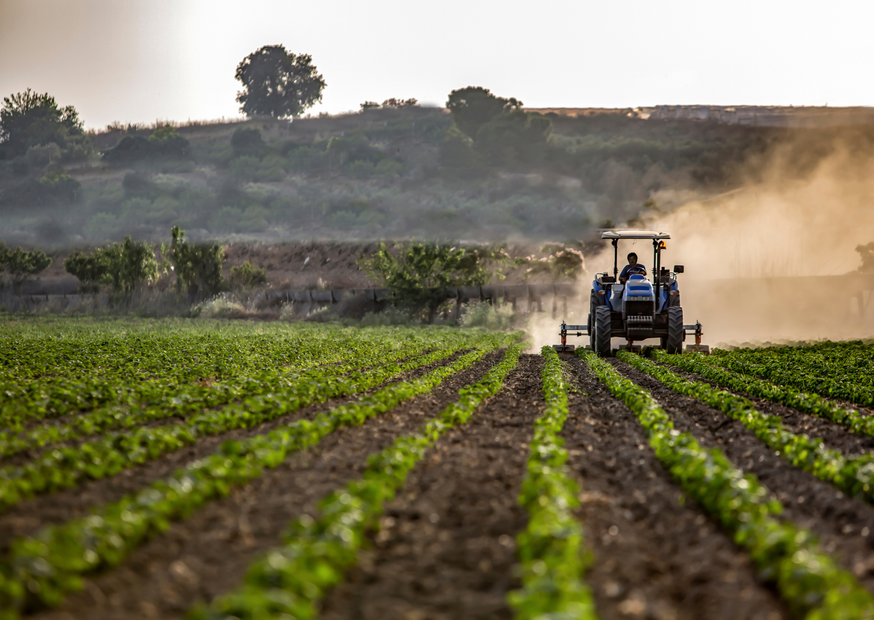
[594,306,612,357]
[664,306,684,354]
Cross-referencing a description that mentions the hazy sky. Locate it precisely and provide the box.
[1,0,872,130]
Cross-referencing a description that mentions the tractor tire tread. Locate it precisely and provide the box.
[665,306,683,354]
[595,305,612,357]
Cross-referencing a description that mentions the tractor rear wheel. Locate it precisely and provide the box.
[665,306,683,354]
[594,306,612,357]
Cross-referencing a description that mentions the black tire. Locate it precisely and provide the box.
[594,305,612,357]
[665,306,683,354]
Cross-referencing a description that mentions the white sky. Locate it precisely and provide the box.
[1,0,872,131]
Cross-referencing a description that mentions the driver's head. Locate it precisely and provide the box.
[627,252,638,265]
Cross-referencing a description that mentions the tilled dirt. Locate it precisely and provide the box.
[319,354,544,620]
[613,359,874,596]
[564,357,787,620]
[667,364,874,457]
[0,349,472,554]
[30,349,505,620]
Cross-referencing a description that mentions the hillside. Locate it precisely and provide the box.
[1,105,873,251]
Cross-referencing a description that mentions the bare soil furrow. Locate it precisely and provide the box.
[28,349,504,620]
[565,356,787,620]
[0,349,470,554]
[319,354,544,620]
[612,358,874,597]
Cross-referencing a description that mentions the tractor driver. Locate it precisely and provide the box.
[619,252,647,283]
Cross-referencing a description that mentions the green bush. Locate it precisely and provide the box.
[0,245,52,292]
[229,260,267,288]
[170,226,224,300]
[25,143,62,169]
[231,127,265,157]
[359,241,510,319]
[64,236,157,296]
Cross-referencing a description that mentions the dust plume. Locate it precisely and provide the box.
[559,127,874,348]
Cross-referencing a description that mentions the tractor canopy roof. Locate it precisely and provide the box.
[600,230,671,240]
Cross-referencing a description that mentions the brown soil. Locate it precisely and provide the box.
[28,350,504,620]
[320,354,544,620]
[0,350,471,554]
[613,359,874,596]
[565,356,787,620]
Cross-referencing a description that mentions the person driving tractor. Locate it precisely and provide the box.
[619,252,647,283]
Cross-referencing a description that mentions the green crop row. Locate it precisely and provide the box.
[652,349,874,440]
[711,343,874,407]
[0,320,350,382]
[0,326,428,428]
[0,340,519,617]
[187,344,522,620]
[618,352,874,511]
[0,335,505,513]
[508,346,596,620]
[583,350,874,619]
[0,341,433,459]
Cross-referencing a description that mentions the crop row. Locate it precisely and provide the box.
[191,344,523,620]
[0,326,451,428]
[0,320,352,381]
[711,342,874,407]
[0,334,512,512]
[618,352,874,510]
[652,349,874,440]
[583,350,874,618]
[0,340,436,459]
[508,346,595,619]
[0,339,519,616]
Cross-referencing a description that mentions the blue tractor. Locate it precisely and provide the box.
[555,230,707,356]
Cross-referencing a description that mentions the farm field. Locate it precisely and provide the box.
[2,319,874,619]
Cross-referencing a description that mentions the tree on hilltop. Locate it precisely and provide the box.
[235,45,326,119]
[446,87,522,141]
[0,89,84,158]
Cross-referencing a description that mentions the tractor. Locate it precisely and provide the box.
[555,230,708,356]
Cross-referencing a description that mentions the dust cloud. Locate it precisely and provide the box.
[536,129,874,349]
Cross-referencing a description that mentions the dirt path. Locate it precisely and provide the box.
[613,359,874,597]
[320,354,544,620]
[0,350,472,556]
[565,357,787,620]
[30,350,504,620]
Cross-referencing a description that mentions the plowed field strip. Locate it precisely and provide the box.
[664,364,874,457]
[319,354,543,620]
[0,352,468,554]
[28,351,506,620]
[611,359,874,596]
[564,357,787,620]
